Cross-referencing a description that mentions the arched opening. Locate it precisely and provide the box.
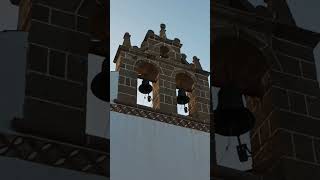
[176,73,194,116]
[160,46,169,58]
[135,61,159,107]
[212,37,270,170]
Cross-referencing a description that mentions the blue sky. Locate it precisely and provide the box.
[110,0,210,71]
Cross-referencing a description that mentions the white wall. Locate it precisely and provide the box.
[110,71,118,103]
[0,157,107,180]
[0,31,27,131]
[110,112,210,180]
[86,54,109,138]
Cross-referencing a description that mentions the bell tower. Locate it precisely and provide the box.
[113,24,210,122]
[212,0,320,179]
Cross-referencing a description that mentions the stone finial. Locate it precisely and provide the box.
[181,53,188,64]
[122,32,131,47]
[147,30,155,38]
[192,56,202,70]
[173,38,180,46]
[159,23,167,39]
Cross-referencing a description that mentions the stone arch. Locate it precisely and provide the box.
[134,59,162,82]
[212,25,277,97]
[151,42,176,58]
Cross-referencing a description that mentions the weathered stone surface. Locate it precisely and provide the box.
[51,10,75,30]
[25,72,85,108]
[31,4,49,22]
[293,133,315,162]
[28,44,48,73]
[49,50,66,77]
[288,91,307,114]
[29,21,89,56]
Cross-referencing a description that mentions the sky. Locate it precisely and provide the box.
[110,0,210,72]
[2,0,320,172]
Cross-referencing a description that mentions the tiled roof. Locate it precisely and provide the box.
[110,102,210,133]
[0,131,109,177]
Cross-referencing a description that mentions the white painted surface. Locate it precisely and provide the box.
[86,54,109,138]
[0,31,27,130]
[0,157,107,180]
[110,112,210,180]
[212,86,252,170]
[110,71,118,103]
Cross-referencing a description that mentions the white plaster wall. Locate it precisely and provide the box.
[86,54,109,138]
[110,112,210,180]
[0,31,27,131]
[0,157,108,180]
[110,71,119,103]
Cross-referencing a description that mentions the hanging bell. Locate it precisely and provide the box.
[213,85,255,136]
[138,79,153,94]
[138,79,153,102]
[91,59,108,102]
[177,89,190,105]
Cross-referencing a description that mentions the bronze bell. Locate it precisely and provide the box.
[91,59,108,102]
[177,89,190,113]
[138,79,153,102]
[213,85,255,137]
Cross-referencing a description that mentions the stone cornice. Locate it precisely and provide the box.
[111,100,210,133]
[0,129,109,177]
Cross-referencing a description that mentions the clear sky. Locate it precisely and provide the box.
[110,0,210,71]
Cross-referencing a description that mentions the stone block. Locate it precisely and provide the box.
[49,50,66,77]
[29,21,89,56]
[293,133,315,162]
[31,4,49,22]
[288,91,307,114]
[51,9,75,30]
[67,54,87,82]
[273,38,315,62]
[301,61,317,80]
[277,52,301,76]
[23,98,86,144]
[25,72,86,108]
[28,44,48,73]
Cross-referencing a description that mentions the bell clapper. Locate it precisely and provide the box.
[236,136,252,162]
[184,105,188,113]
[148,94,152,102]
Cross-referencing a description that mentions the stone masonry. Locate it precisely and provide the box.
[113,24,211,123]
[212,0,320,179]
[12,0,107,145]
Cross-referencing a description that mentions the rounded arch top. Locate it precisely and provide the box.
[134,59,162,82]
[212,26,277,97]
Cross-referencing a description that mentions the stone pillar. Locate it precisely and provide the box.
[249,36,320,179]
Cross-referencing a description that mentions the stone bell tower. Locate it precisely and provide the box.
[113,24,210,123]
[212,0,320,179]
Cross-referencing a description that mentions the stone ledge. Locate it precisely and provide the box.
[0,130,109,177]
[111,100,210,133]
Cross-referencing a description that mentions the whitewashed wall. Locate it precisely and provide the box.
[110,112,210,180]
[86,54,109,138]
[0,31,27,131]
